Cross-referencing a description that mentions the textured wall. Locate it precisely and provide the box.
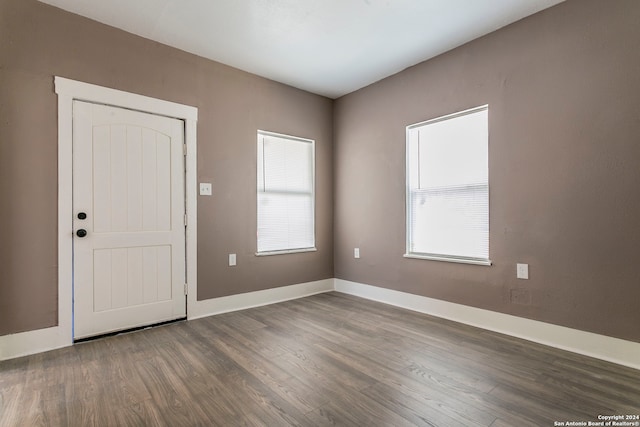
[0,0,333,335]
[333,0,640,343]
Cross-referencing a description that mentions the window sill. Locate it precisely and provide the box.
[403,253,492,266]
[256,247,317,256]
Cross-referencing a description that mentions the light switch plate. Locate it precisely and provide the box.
[354,248,360,259]
[229,253,236,266]
[199,183,212,196]
[517,263,529,279]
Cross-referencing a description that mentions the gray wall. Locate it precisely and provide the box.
[0,0,334,336]
[3,0,639,344]
[334,0,640,343]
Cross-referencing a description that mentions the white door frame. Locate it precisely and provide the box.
[55,76,198,342]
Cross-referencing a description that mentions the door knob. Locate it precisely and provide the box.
[77,212,87,220]
[76,229,87,238]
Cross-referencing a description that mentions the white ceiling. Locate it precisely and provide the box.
[38,0,564,98]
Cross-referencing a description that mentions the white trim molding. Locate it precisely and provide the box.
[188,279,334,320]
[0,327,70,361]
[335,279,640,371]
[0,278,331,361]
[4,268,638,369]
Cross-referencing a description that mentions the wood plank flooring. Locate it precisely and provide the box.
[1,292,639,426]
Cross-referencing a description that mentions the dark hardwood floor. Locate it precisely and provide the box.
[1,292,639,426]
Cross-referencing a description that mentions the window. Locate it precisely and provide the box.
[405,105,490,265]
[257,131,315,254]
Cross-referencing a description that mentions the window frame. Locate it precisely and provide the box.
[256,130,316,256]
[404,105,491,266]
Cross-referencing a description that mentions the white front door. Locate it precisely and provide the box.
[72,101,186,339]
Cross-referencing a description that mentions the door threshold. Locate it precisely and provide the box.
[74,317,187,343]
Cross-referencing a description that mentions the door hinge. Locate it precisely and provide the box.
[183,143,187,156]
[184,283,188,296]
[184,213,187,226]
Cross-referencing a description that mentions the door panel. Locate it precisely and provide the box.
[73,101,186,339]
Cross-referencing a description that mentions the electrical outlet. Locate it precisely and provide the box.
[354,248,360,259]
[229,253,236,266]
[516,263,529,279]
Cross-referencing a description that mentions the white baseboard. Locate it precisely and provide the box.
[187,278,334,320]
[0,325,71,361]
[4,277,638,370]
[0,279,333,361]
[335,279,640,371]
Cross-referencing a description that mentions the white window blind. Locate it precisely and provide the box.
[406,105,490,264]
[257,131,315,254]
